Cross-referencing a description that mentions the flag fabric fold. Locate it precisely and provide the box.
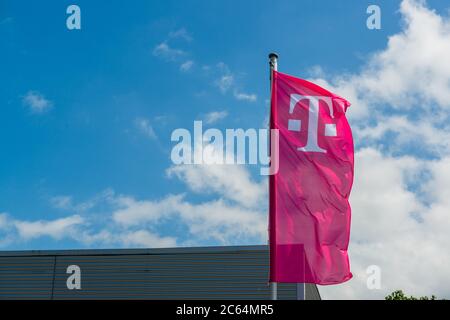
[269,71,354,285]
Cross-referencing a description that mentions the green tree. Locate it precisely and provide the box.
[385,290,437,300]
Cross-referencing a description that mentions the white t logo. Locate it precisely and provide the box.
[288,94,337,153]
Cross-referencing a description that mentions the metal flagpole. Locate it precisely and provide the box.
[297,283,305,300]
[268,53,305,300]
[268,52,278,301]
[297,250,305,300]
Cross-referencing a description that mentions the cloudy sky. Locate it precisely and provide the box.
[1,0,450,299]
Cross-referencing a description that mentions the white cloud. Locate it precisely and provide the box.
[50,196,73,210]
[212,62,235,93]
[111,194,266,244]
[0,213,9,229]
[14,215,84,240]
[0,213,14,247]
[169,28,192,42]
[203,111,228,124]
[50,190,111,213]
[173,198,266,243]
[135,117,157,140]
[22,91,52,114]
[153,38,255,100]
[233,91,257,102]
[354,115,450,157]
[152,42,185,61]
[74,229,115,246]
[167,164,266,209]
[154,28,191,63]
[312,0,450,119]
[212,63,256,101]
[74,229,177,249]
[120,230,177,248]
[112,194,183,226]
[180,60,194,72]
[215,75,234,93]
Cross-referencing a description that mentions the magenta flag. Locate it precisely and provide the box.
[269,71,354,285]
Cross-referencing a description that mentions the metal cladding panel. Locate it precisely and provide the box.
[0,256,55,300]
[0,246,320,300]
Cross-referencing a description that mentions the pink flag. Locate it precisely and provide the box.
[269,71,354,285]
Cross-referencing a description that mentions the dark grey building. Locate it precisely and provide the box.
[0,245,320,300]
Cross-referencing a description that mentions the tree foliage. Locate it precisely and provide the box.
[385,290,437,300]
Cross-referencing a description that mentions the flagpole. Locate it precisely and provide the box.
[268,52,278,301]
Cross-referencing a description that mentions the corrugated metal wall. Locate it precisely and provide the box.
[0,245,321,300]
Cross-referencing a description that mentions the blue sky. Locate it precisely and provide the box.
[2,0,450,299]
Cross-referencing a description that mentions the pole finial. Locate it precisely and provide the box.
[269,52,278,74]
